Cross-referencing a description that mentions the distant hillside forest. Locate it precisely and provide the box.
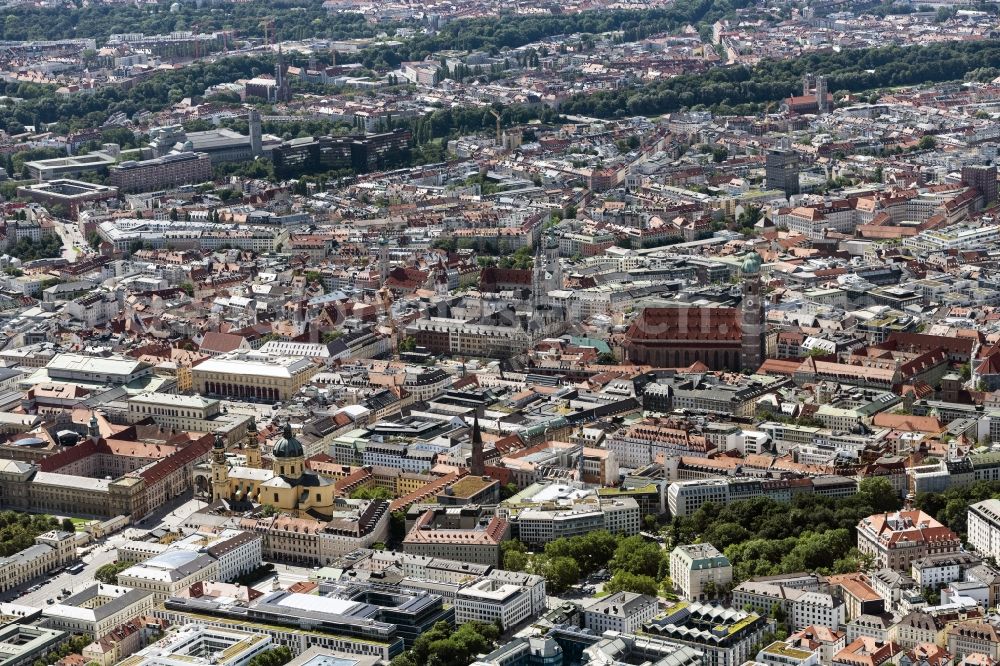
[0,1,751,47]
[560,40,1000,117]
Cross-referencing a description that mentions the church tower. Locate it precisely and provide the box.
[88,412,100,443]
[211,431,229,501]
[740,251,765,372]
[244,417,261,469]
[378,236,390,282]
[273,422,304,479]
[249,109,262,157]
[470,414,485,477]
[275,47,290,103]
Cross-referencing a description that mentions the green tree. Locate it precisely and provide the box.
[390,620,499,666]
[8,234,63,261]
[247,646,292,666]
[604,571,659,596]
[389,510,407,543]
[609,535,664,578]
[0,512,60,556]
[504,549,529,572]
[94,560,133,584]
[857,477,901,513]
[542,531,617,576]
[349,486,393,500]
[537,556,580,593]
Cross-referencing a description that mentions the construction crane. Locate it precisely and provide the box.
[259,18,275,47]
[489,108,502,144]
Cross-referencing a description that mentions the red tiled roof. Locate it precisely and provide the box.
[626,307,740,342]
[199,331,246,353]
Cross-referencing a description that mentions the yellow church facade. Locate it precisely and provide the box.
[211,421,337,519]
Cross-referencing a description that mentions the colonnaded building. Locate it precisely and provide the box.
[0,413,212,521]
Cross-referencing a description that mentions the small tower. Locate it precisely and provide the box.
[249,109,262,157]
[815,75,829,113]
[272,422,304,479]
[274,46,290,103]
[740,251,765,372]
[470,414,485,477]
[244,417,261,469]
[378,236,390,282]
[531,243,544,310]
[211,431,229,501]
[87,412,100,443]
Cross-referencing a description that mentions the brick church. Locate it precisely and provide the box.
[623,252,765,372]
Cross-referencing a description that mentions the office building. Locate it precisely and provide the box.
[44,583,154,638]
[272,130,412,177]
[857,510,962,571]
[110,152,213,193]
[962,165,998,207]
[24,152,117,180]
[117,624,271,666]
[0,625,67,666]
[583,591,658,635]
[644,601,767,666]
[756,641,820,666]
[402,506,509,567]
[16,180,118,220]
[0,530,77,594]
[667,476,858,518]
[156,584,454,661]
[454,578,534,630]
[116,551,219,601]
[733,581,845,631]
[670,543,734,602]
[766,149,800,196]
[969,499,1000,560]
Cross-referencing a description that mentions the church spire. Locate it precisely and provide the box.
[471,414,485,477]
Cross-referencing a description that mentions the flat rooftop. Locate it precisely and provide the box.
[25,152,116,169]
[18,179,118,198]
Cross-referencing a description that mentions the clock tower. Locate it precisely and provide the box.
[211,431,229,501]
[740,251,765,372]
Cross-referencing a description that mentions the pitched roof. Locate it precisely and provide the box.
[199,331,247,354]
[626,307,741,342]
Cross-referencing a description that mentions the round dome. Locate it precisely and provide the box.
[741,251,763,275]
[273,423,303,458]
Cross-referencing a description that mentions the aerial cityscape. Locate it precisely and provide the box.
[2,0,1000,665]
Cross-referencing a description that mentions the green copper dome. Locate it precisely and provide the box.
[273,422,303,458]
[741,251,763,275]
